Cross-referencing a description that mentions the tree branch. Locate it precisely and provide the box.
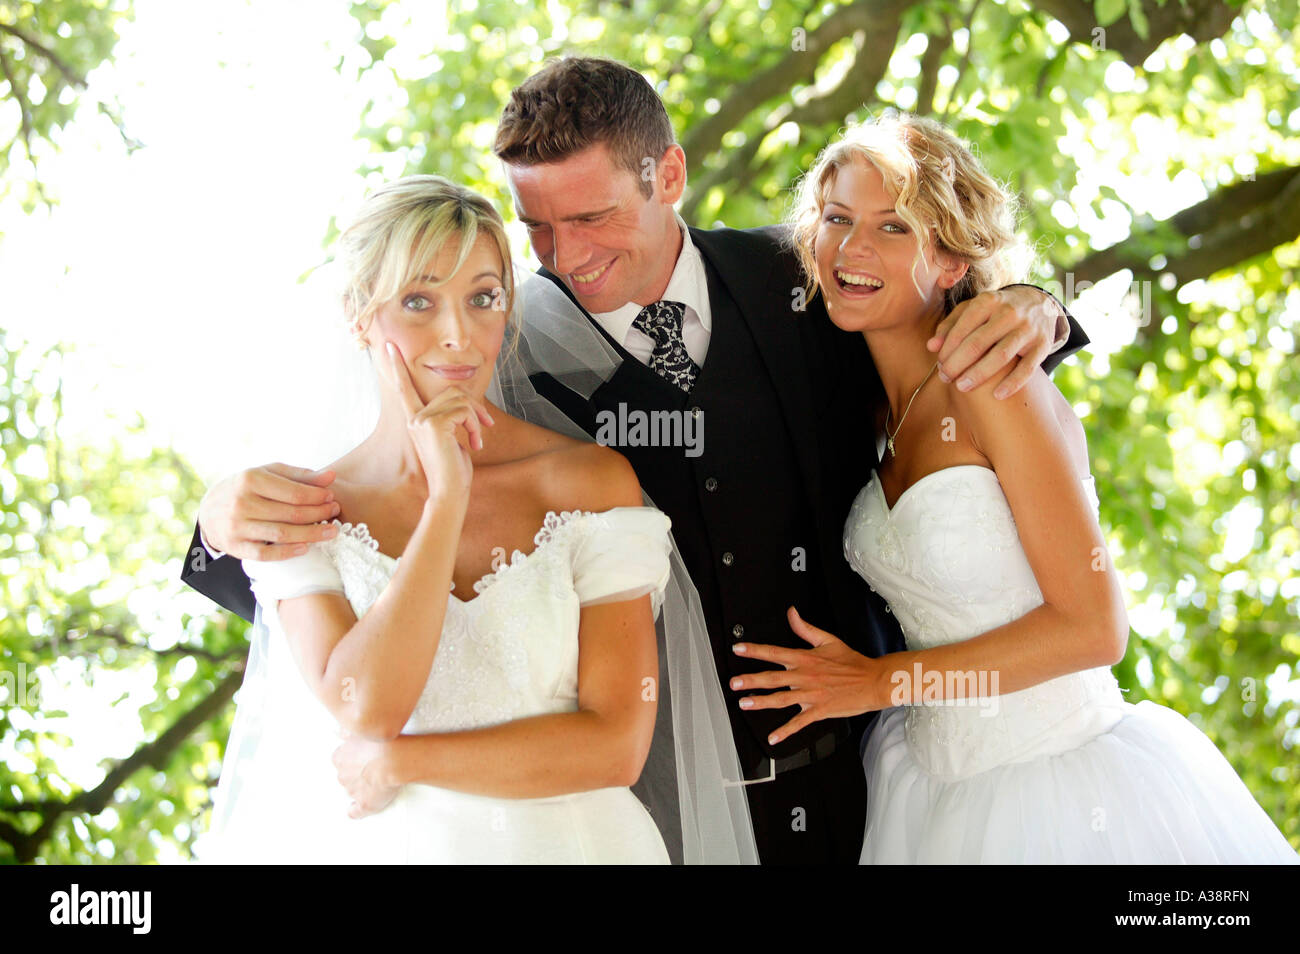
[1063,166,1300,288]
[0,43,34,157]
[916,28,953,117]
[1159,171,1300,284]
[0,21,89,88]
[0,666,245,863]
[52,625,252,664]
[680,0,907,167]
[1169,166,1300,236]
[0,17,141,179]
[942,0,983,119]
[681,2,909,222]
[0,40,47,204]
[1035,47,1066,99]
[98,101,145,152]
[1032,0,1238,67]
[1056,166,1300,350]
[0,817,26,857]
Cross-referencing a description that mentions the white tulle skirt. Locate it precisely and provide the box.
[201,685,670,865]
[860,700,1298,864]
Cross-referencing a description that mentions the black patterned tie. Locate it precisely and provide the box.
[632,300,700,392]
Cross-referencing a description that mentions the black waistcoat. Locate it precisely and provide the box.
[533,251,869,771]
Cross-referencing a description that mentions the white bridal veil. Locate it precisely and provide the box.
[203,268,757,865]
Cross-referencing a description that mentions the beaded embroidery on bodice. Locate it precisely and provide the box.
[844,466,1126,780]
[319,510,610,734]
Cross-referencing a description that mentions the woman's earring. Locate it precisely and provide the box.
[349,321,368,349]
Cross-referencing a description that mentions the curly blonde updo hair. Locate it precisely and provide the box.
[789,112,1029,309]
[336,175,516,344]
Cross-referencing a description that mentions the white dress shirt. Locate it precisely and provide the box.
[589,214,712,368]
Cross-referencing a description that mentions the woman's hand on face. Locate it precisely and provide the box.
[385,341,494,502]
[332,734,401,819]
[729,606,884,744]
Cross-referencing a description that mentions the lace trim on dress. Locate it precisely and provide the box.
[327,519,381,552]
[314,520,391,617]
[320,510,617,600]
[471,509,605,596]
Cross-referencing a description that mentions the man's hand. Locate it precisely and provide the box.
[197,463,341,561]
[927,286,1066,400]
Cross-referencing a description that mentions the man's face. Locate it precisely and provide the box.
[504,141,686,314]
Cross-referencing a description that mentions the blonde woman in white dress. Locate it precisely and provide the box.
[204,176,753,863]
[728,114,1298,864]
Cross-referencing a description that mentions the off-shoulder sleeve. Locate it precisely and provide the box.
[570,507,672,611]
[242,541,344,609]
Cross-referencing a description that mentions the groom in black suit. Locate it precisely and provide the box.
[183,56,1087,864]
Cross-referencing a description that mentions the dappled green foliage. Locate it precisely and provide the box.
[0,329,247,863]
[0,0,136,210]
[1,0,1295,861]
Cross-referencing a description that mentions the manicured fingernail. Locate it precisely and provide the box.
[993,385,1009,399]
[739,698,754,709]
[957,377,972,391]
[937,369,951,382]
[768,733,780,745]
[733,644,747,654]
[730,677,742,689]
[294,545,308,555]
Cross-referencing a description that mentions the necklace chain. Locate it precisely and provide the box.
[884,361,940,459]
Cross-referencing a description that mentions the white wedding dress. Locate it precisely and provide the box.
[844,464,1298,864]
[207,506,673,864]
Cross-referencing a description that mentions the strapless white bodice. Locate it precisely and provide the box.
[844,466,1125,780]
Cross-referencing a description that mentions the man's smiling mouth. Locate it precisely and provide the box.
[571,260,613,284]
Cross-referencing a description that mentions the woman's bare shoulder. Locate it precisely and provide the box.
[490,410,642,512]
[535,441,643,514]
[952,366,1090,477]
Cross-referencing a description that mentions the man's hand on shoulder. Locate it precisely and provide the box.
[928,286,1067,400]
[198,463,342,561]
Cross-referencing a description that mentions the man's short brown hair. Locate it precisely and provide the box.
[494,56,676,199]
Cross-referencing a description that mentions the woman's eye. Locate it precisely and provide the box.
[403,295,430,311]
[825,213,849,225]
[470,291,495,309]
[883,222,907,234]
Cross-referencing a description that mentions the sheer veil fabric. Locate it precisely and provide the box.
[203,269,758,865]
